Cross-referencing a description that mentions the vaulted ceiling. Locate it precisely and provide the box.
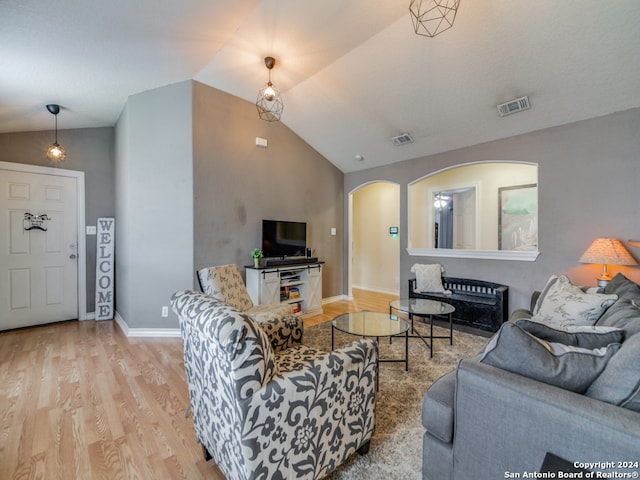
[1,0,639,172]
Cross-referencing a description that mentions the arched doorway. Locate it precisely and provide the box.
[348,181,400,297]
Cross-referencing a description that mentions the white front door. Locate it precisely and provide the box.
[0,168,79,330]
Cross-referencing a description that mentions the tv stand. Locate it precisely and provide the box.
[262,256,318,267]
[246,262,323,315]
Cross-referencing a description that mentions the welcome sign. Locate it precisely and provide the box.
[95,217,115,321]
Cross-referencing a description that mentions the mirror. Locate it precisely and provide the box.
[408,162,539,261]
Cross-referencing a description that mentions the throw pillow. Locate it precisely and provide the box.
[604,272,640,297]
[515,318,625,349]
[532,274,560,314]
[480,323,621,393]
[533,275,604,314]
[595,298,640,337]
[585,332,640,412]
[411,263,449,293]
[596,274,640,336]
[532,275,617,327]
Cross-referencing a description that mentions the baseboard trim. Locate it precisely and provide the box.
[322,295,348,304]
[110,297,351,337]
[351,284,399,296]
[114,310,181,338]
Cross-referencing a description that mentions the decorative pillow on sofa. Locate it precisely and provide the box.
[596,274,640,337]
[515,318,625,349]
[586,332,640,412]
[533,275,604,313]
[480,323,621,393]
[411,263,450,293]
[532,275,560,314]
[531,275,617,327]
[604,272,640,298]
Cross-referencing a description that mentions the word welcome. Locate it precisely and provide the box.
[95,217,115,321]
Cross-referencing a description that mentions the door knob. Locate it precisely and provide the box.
[69,254,77,259]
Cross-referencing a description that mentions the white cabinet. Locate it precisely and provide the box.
[303,265,322,313]
[246,263,323,316]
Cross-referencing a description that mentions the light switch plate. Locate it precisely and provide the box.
[86,225,97,235]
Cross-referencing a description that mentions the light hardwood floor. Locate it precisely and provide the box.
[0,289,398,480]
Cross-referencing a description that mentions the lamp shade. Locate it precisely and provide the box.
[579,238,638,266]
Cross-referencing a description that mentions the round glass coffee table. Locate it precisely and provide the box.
[389,298,455,358]
[332,311,410,389]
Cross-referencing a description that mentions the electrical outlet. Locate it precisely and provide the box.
[161,306,169,317]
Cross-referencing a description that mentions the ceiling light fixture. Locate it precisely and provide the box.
[45,104,66,162]
[256,56,283,122]
[433,193,450,209]
[409,0,460,37]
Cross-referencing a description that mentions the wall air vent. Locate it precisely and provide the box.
[497,96,531,117]
[391,133,414,146]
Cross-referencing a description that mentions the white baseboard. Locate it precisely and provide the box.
[114,310,181,338]
[322,295,348,304]
[108,297,350,337]
[351,284,399,296]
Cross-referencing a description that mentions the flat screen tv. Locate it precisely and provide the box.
[262,220,306,257]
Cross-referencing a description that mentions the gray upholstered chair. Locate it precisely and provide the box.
[171,290,377,480]
[197,264,295,323]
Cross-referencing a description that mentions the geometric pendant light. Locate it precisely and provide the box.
[45,104,66,162]
[256,56,284,122]
[409,0,460,37]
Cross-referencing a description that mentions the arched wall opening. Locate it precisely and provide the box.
[348,181,401,296]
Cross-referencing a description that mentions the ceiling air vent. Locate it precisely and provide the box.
[497,96,531,117]
[391,133,414,146]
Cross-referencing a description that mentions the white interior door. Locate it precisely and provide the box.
[1,169,79,330]
[453,189,477,249]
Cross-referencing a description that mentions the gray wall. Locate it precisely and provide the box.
[114,81,194,329]
[0,127,114,313]
[192,81,345,298]
[6,94,637,328]
[344,108,640,312]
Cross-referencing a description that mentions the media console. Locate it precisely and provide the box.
[246,262,323,316]
[261,256,318,267]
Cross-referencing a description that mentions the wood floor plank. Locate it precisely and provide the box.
[0,289,395,479]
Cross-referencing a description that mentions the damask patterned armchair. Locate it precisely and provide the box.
[197,264,295,323]
[171,290,377,480]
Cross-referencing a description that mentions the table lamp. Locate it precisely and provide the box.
[579,238,638,287]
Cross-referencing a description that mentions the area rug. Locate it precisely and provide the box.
[303,320,489,480]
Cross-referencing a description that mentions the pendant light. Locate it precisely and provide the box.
[256,57,284,122]
[46,104,66,162]
[409,0,460,37]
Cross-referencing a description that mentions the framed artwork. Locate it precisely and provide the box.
[498,184,538,251]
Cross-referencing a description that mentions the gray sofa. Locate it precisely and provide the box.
[422,273,640,480]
